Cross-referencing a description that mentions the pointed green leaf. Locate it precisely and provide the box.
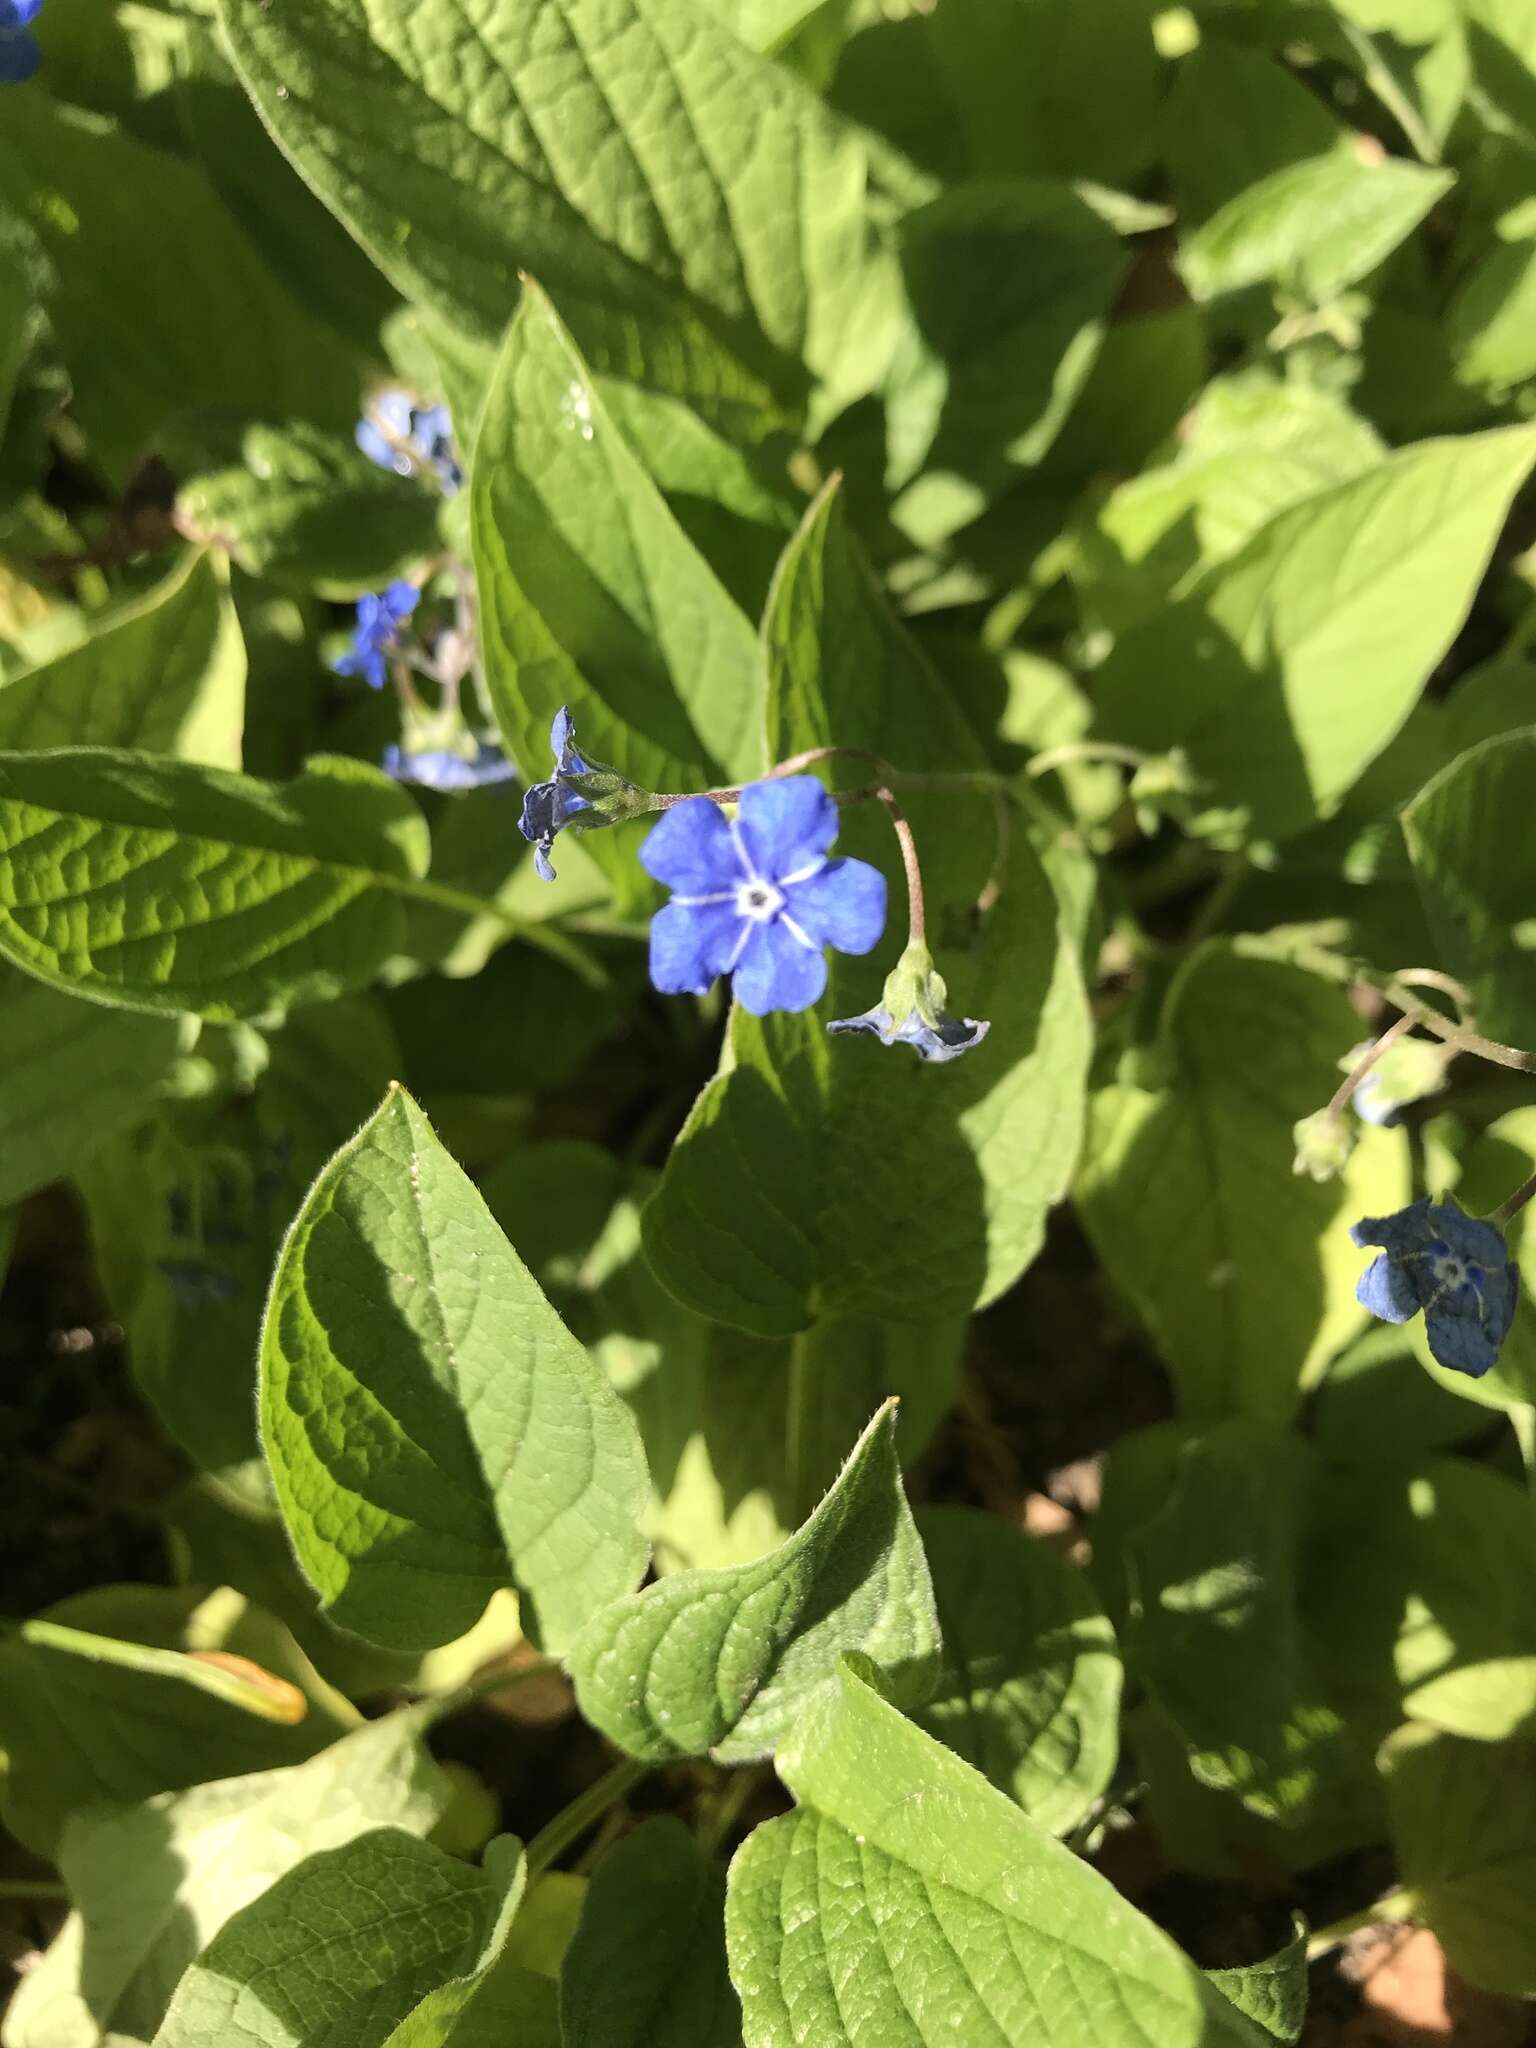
[642,482,1090,1336]
[3,1709,452,2048]
[470,286,765,854]
[559,1818,740,2048]
[152,1828,494,2048]
[1093,427,1536,843]
[261,1085,649,1654]
[1206,1921,1308,2045]
[725,1660,1265,2047]
[0,749,430,1023]
[217,0,901,425]
[913,1505,1121,1835]
[1402,729,1536,1044]
[566,1402,938,1762]
[1179,150,1452,304]
[0,552,245,767]
[1075,944,1410,1419]
[1384,1725,1536,1998]
[381,1838,548,2048]
[176,422,441,595]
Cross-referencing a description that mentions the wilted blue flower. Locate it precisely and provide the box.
[519,708,595,879]
[332,581,418,691]
[356,390,461,492]
[828,938,988,1064]
[640,777,886,1015]
[1352,1196,1520,1378]
[383,739,518,792]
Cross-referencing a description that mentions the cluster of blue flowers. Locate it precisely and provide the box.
[356,388,462,493]
[334,581,418,692]
[0,0,43,82]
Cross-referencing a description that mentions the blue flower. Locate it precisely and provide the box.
[827,938,988,1064]
[332,581,418,691]
[383,740,518,792]
[519,708,596,880]
[1352,1196,1520,1378]
[639,776,886,1015]
[356,390,461,493]
[0,0,41,81]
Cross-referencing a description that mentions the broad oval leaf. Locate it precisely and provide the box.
[1402,728,1536,1044]
[0,550,245,767]
[914,1505,1121,1835]
[725,1659,1266,2048]
[559,1818,740,2048]
[1092,426,1536,844]
[1075,942,1410,1419]
[565,1401,939,1763]
[260,1085,650,1654]
[0,749,432,1023]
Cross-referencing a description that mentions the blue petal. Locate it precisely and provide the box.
[735,777,840,882]
[638,797,741,895]
[0,28,40,80]
[732,919,827,1014]
[1349,1197,1435,1256]
[783,856,887,957]
[1356,1252,1421,1324]
[1481,1261,1520,1347]
[649,899,745,995]
[1424,1305,1501,1377]
[382,581,420,623]
[550,707,593,775]
[385,744,519,792]
[0,0,43,27]
[534,845,556,883]
[1423,1202,1509,1269]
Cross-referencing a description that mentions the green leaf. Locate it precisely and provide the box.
[0,552,245,768]
[1447,234,1536,397]
[175,422,441,594]
[566,1401,938,1762]
[912,1505,1121,1835]
[726,1659,1266,2048]
[153,1828,494,2048]
[1163,43,1345,226]
[0,98,358,486]
[1206,1921,1309,2046]
[1075,944,1410,1418]
[217,0,901,429]
[1402,729,1536,1043]
[559,1819,740,2047]
[380,1838,546,2048]
[2,1708,452,2048]
[260,1084,649,1654]
[1127,1422,1376,1835]
[469,284,765,877]
[1092,426,1536,844]
[1179,149,1452,304]
[642,482,1090,1336]
[0,964,191,1209]
[0,749,431,1023]
[1384,1725,1536,1997]
[0,1584,347,1859]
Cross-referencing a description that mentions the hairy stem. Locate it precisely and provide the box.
[525,1757,650,1876]
[1305,1888,1416,1959]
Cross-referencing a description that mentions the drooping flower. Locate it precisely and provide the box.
[356,390,461,492]
[0,0,41,80]
[331,581,418,691]
[828,938,989,1063]
[1352,1195,1520,1378]
[1342,1037,1449,1128]
[1292,1109,1355,1182]
[518,706,660,880]
[382,739,518,792]
[639,776,886,1015]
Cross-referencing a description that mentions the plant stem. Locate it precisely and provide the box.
[0,1880,67,1903]
[386,873,607,988]
[833,783,927,943]
[784,1329,814,1526]
[1326,1011,1419,1119]
[1305,1888,1416,1959]
[697,1767,760,1860]
[1024,740,1150,779]
[525,1757,650,1876]
[1492,1167,1536,1228]
[1384,985,1536,1075]
[438,1654,563,1716]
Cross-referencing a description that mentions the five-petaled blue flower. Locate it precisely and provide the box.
[0,0,43,81]
[356,390,461,493]
[639,777,886,1015]
[383,740,518,792]
[1352,1196,1520,1378]
[332,582,418,691]
[519,708,595,880]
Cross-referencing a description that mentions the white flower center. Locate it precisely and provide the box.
[1431,1251,1470,1290]
[736,878,784,924]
